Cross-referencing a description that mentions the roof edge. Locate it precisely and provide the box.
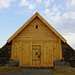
[7,12,66,43]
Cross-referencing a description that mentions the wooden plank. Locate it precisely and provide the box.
[44,43,53,67]
[37,13,66,42]
[41,41,44,66]
[56,42,60,59]
[7,12,66,43]
[11,42,20,60]
[59,39,62,59]
[25,43,30,66]
[19,41,22,66]
[53,43,55,60]
[38,13,66,42]
[14,43,17,59]
[7,13,37,43]
[43,43,45,66]
[13,17,59,42]
[30,41,32,66]
[13,42,17,59]
[20,42,30,67]
[51,41,53,66]
[14,37,58,41]
[53,41,62,60]
[17,43,19,59]
[32,50,36,66]
[11,40,14,59]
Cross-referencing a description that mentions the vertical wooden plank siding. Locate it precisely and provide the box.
[12,40,17,60]
[17,43,20,59]
[14,17,59,42]
[21,42,30,67]
[21,42,26,66]
[53,42,56,60]
[30,41,32,66]
[44,42,53,67]
[51,41,53,66]
[19,41,22,66]
[53,40,62,60]
[56,42,60,59]
[59,39,62,59]
[11,40,14,59]
[15,43,20,60]
[13,42,16,59]
[41,41,44,66]
[10,17,63,67]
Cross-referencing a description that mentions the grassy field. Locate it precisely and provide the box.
[0,66,75,75]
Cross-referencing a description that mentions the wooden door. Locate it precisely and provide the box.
[32,45,41,67]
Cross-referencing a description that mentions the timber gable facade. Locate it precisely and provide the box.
[1,12,74,67]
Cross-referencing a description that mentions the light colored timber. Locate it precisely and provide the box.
[41,41,44,66]
[7,12,66,43]
[8,12,67,67]
[30,41,32,66]
[59,39,62,59]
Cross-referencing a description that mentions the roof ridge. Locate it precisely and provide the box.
[7,12,66,43]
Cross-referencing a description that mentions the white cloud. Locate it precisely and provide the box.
[63,33,75,49]
[62,12,75,19]
[44,0,54,7]
[42,0,75,32]
[0,0,15,9]
[36,0,41,3]
[42,5,61,28]
[59,0,75,33]
[19,0,36,10]
[52,0,54,2]
[66,0,75,12]
[52,5,58,12]
[28,4,35,9]
[19,0,29,6]
[43,1,75,49]
[41,1,75,49]
[44,0,50,7]
[44,9,50,15]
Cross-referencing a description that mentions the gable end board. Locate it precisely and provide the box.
[7,12,66,43]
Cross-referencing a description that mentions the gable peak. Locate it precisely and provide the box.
[7,12,66,43]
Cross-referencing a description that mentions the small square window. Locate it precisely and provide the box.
[36,25,38,29]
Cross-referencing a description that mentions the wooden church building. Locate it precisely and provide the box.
[7,12,67,67]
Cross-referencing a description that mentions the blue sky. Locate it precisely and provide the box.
[0,0,75,49]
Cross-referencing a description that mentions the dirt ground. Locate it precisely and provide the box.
[0,66,75,75]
